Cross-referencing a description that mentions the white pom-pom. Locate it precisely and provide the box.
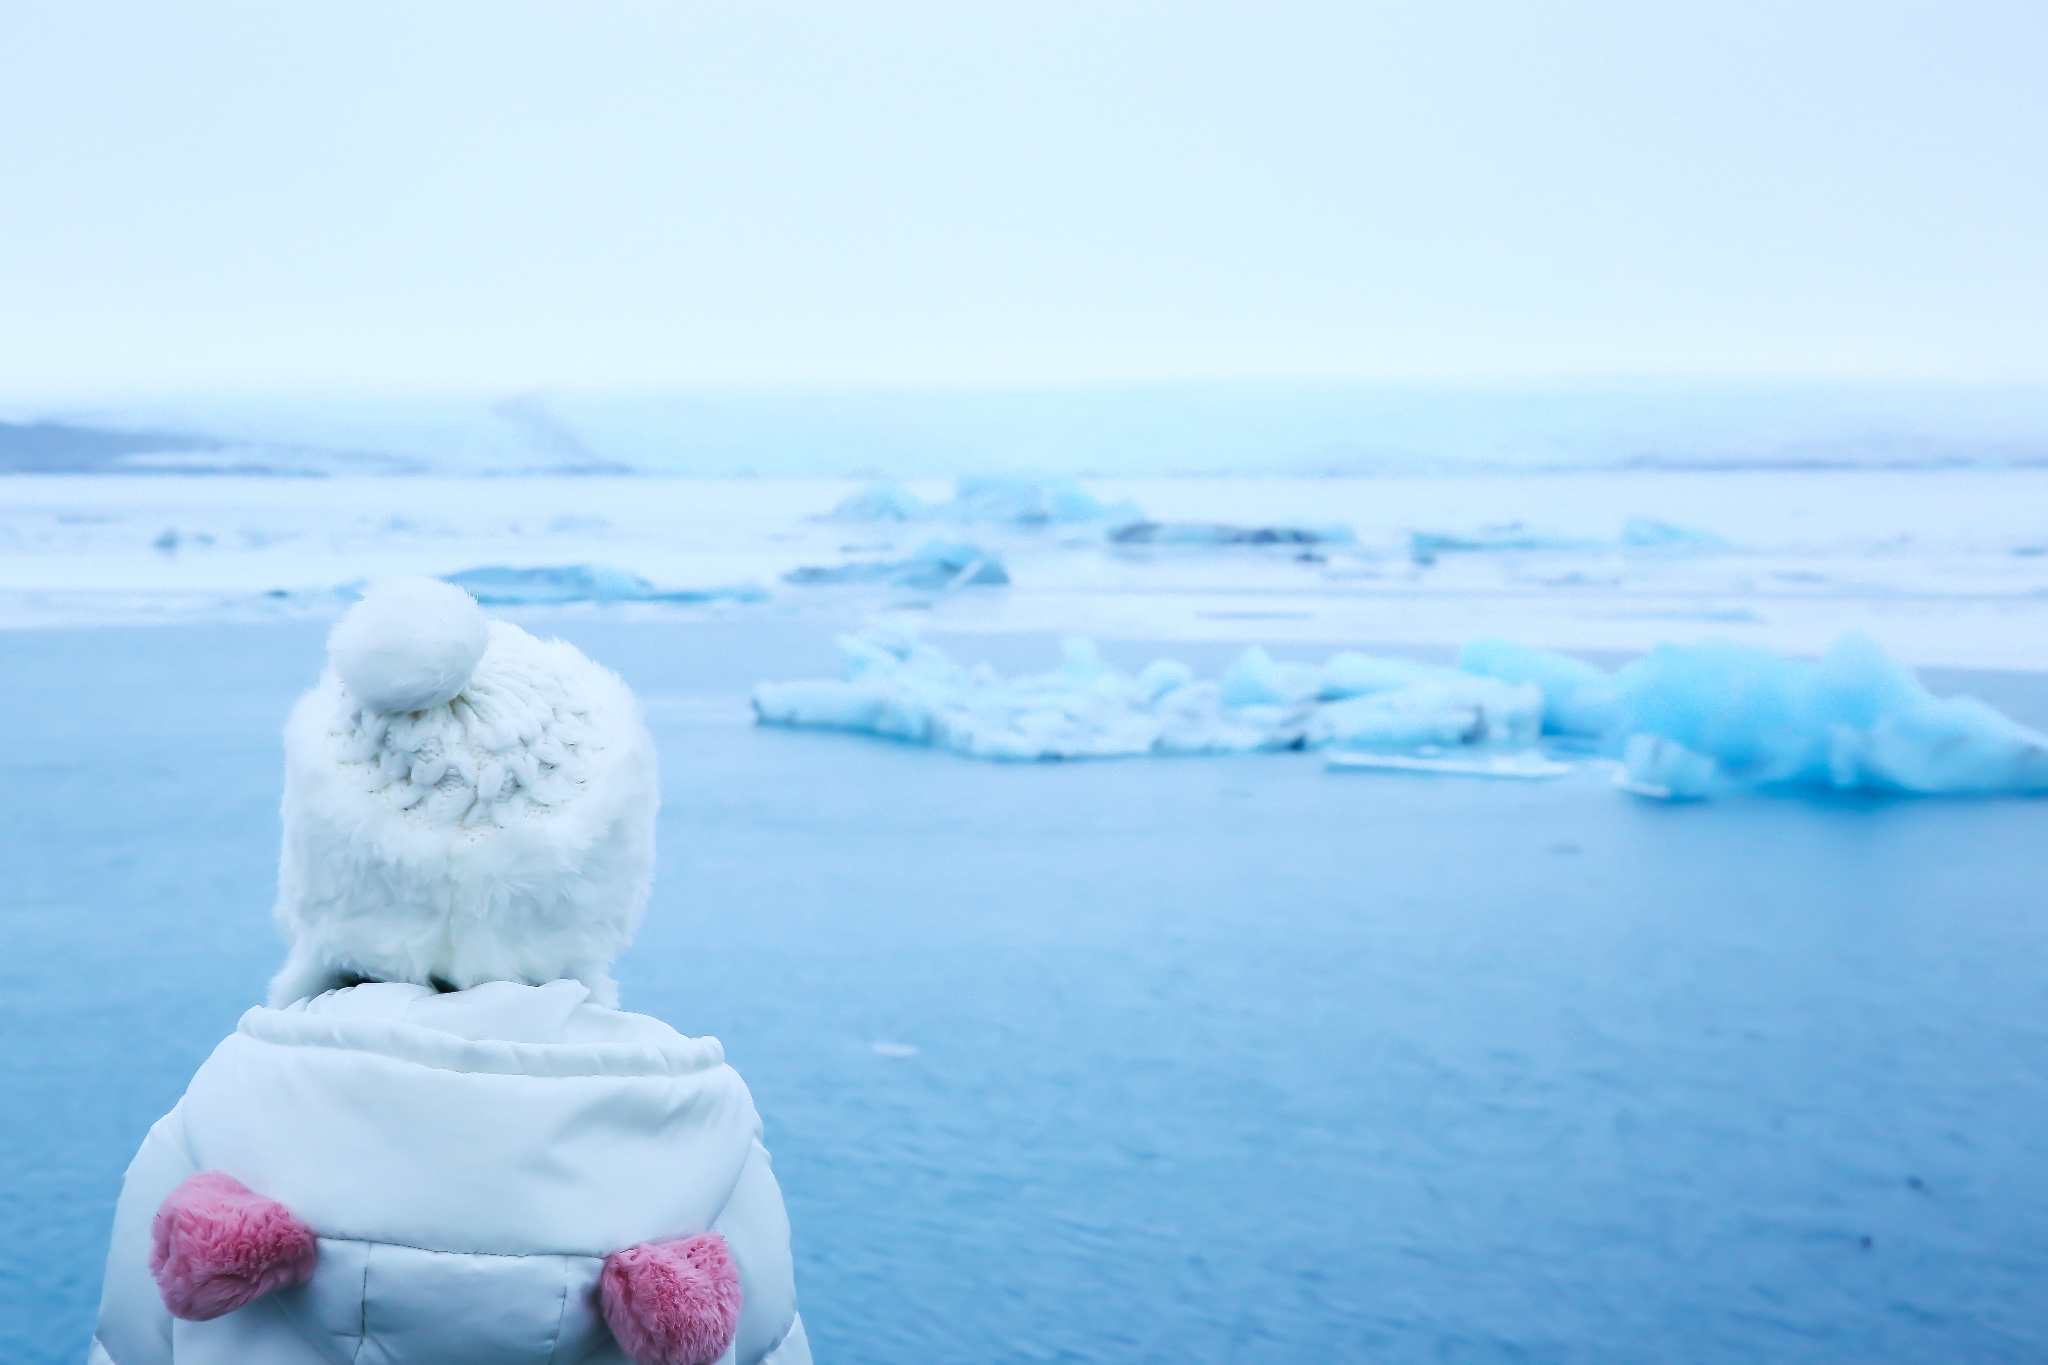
[329,578,489,714]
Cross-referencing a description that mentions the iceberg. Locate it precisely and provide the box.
[1614,733,1728,800]
[783,539,1010,590]
[1458,638,1618,738]
[1300,677,1541,751]
[755,627,2048,799]
[754,632,1185,761]
[754,632,1543,763]
[1460,633,2047,797]
[442,565,765,606]
[1215,646,1541,749]
[828,476,1143,527]
[1611,634,2048,798]
[1216,646,1319,706]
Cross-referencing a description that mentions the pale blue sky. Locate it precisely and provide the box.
[3,1,2044,393]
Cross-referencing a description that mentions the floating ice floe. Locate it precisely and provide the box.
[826,483,933,522]
[1408,518,1725,564]
[828,476,1143,527]
[754,627,2048,800]
[783,540,1009,590]
[1409,523,1605,563]
[752,630,1541,762]
[442,565,766,606]
[1618,517,1729,551]
[1108,521,1356,547]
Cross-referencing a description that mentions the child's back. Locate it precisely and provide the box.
[90,580,808,1365]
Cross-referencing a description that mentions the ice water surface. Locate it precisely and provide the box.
[3,621,2045,1364]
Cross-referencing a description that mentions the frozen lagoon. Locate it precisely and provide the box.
[4,619,2048,1364]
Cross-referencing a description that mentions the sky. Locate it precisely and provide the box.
[2,1,2045,395]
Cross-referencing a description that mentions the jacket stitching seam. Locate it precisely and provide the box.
[348,1242,369,1365]
[234,1022,725,1080]
[550,1255,578,1365]
[314,1233,608,1262]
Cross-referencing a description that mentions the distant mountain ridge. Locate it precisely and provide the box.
[7,381,2048,477]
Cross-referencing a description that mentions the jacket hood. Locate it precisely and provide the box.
[183,981,756,1259]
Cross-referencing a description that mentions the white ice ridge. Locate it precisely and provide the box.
[753,628,2048,798]
[752,627,1543,762]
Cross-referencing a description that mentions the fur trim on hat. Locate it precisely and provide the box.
[269,581,658,1007]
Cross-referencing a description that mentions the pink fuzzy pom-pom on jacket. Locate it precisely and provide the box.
[148,1172,318,1322]
[141,1170,744,1365]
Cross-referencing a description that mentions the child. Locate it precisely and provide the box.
[90,578,809,1365]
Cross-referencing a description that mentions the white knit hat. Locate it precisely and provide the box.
[268,578,659,1007]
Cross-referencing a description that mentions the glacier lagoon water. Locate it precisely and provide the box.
[3,621,2046,1364]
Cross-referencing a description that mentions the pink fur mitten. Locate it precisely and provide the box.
[149,1171,319,1320]
[600,1232,744,1365]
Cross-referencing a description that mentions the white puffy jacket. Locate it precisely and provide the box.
[91,981,810,1365]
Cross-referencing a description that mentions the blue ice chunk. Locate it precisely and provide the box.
[1306,653,1545,747]
[829,483,933,521]
[1831,693,2048,793]
[947,475,1142,525]
[1619,517,1728,551]
[1135,658,1194,700]
[1318,652,1441,700]
[757,678,939,745]
[1219,648,1285,707]
[1459,639,1618,737]
[829,475,1143,526]
[896,540,1010,589]
[1409,518,1722,565]
[1617,734,1726,800]
[1409,523,1603,564]
[1612,632,2048,796]
[443,565,765,606]
[1305,677,1542,751]
[1060,637,1111,683]
[1109,521,1356,546]
[784,539,1010,589]
[1614,640,1833,786]
[1219,647,1319,707]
